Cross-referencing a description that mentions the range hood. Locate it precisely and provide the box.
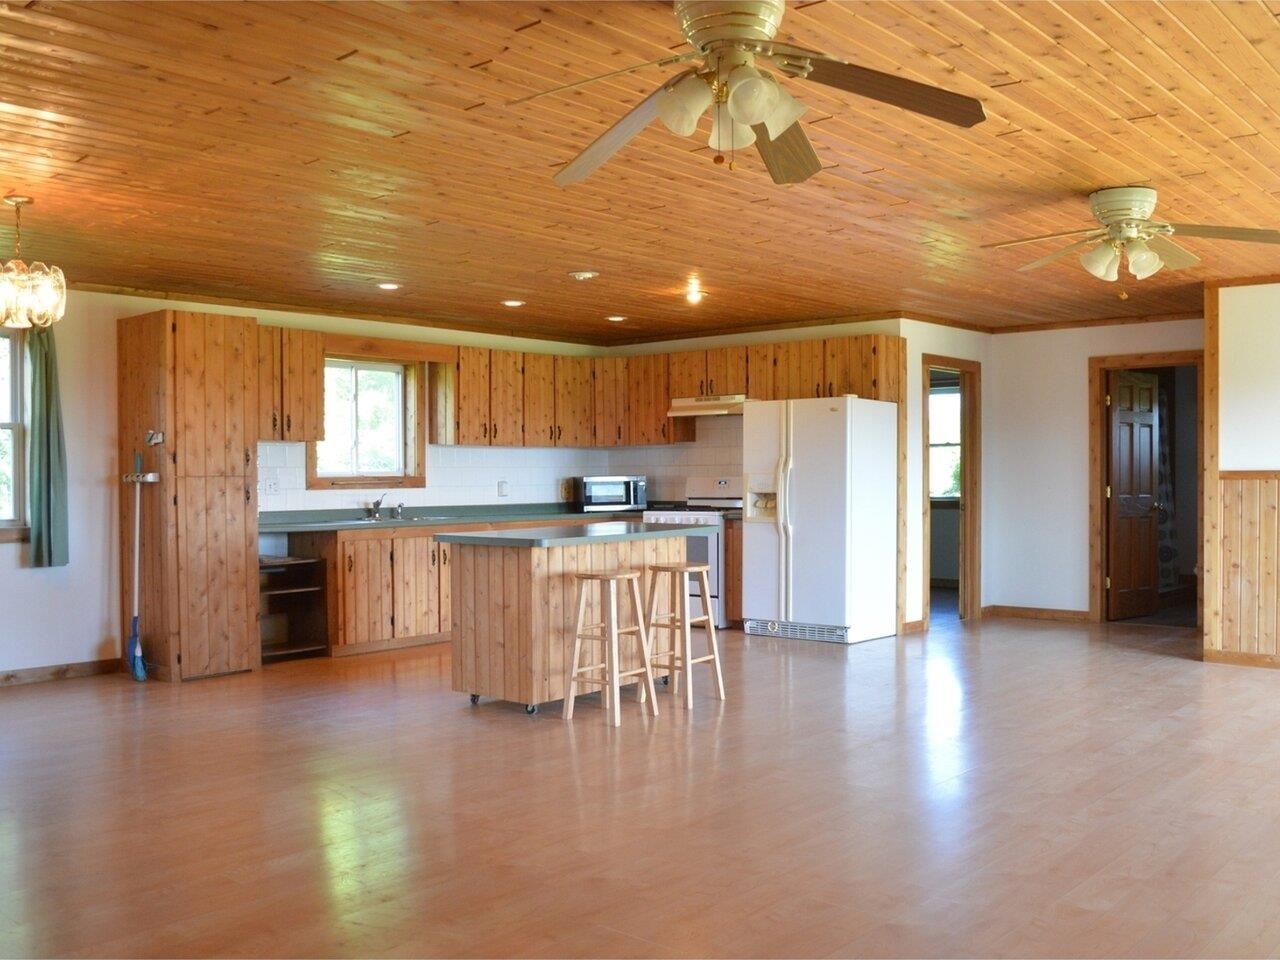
[667,394,746,417]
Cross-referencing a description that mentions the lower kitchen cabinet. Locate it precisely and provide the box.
[338,535,396,647]
[725,518,743,624]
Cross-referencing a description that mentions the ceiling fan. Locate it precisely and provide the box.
[985,186,1280,281]
[509,0,986,187]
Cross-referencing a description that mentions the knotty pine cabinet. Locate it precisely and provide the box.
[555,356,594,446]
[454,347,531,446]
[669,347,748,398]
[772,339,828,400]
[455,346,492,445]
[523,352,556,447]
[627,353,694,445]
[118,309,260,682]
[256,325,324,442]
[592,356,629,446]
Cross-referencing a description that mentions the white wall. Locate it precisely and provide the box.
[930,507,960,582]
[0,294,119,671]
[1219,283,1280,469]
[983,319,1204,612]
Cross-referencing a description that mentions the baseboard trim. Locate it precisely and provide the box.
[900,619,926,635]
[1,658,122,687]
[1204,649,1280,670]
[981,605,1092,622]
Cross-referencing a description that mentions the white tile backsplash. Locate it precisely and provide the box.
[257,416,743,511]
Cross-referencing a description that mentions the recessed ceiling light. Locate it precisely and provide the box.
[377,282,400,290]
[686,277,704,304]
[568,270,600,281]
[606,315,626,322]
[502,299,525,307]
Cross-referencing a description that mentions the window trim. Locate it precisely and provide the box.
[0,329,28,539]
[306,352,426,491]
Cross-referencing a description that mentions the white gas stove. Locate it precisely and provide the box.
[642,477,743,629]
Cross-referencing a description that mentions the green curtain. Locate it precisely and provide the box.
[27,328,68,567]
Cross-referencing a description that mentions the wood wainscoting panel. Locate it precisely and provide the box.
[1216,474,1280,658]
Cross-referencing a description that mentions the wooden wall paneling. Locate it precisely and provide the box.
[523,352,556,447]
[668,349,707,398]
[746,344,775,401]
[554,356,594,447]
[1261,479,1279,657]
[591,356,628,446]
[257,324,283,440]
[489,349,524,446]
[455,346,491,446]
[706,345,747,397]
[725,518,743,624]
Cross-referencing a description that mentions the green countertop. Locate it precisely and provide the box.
[258,503,633,534]
[434,521,713,548]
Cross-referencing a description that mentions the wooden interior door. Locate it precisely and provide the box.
[456,346,491,446]
[176,476,257,678]
[488,350,523,446]
[523,353,556,447]
[394,535,440,638]
[1107,369,1161,620]
[706,346,747,396]
[554,356,594,446]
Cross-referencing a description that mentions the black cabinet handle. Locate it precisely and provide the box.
[616,425,621,441]
[244,448,251,467]
[244,487,251,503]
[709,379,715,394]
[699,379,705,394]
[271,411,278,434]
[442,548,449,566]
[483,422,489,439]
[661,422,667,439]
[286,414,292,434]
[431,547,437,567]
[347,555,353,573]
[828,381,834,397]
[556,425,562,440]
[492,423,498,440]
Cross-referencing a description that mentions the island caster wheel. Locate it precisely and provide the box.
[469,694,480,705]
[525,703,539,715]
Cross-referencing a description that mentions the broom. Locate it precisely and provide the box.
[124,450,159,681]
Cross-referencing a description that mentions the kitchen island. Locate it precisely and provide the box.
[435,522,712,711]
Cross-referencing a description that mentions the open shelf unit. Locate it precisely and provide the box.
[259,555,327,662]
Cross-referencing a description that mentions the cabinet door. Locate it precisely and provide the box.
[724,518,743,623]
[746,344,775,401]
[175,312,256,477]
[555,356,594,446]
[176,476,258,678]
[824,336,860,398]
[338,536,395,646]
[706,346,747,397]
[489,350,524,446]
[394,535,441,638]
[668,350,707,399]
[257,325,284,440]
[626,353,658,445]
[773,340,826,400]
[456,346,491,446]
[282,328,324,442]
[592,356,629,446]
[523,353,556,447]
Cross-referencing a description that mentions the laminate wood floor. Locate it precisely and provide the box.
[2,617,1279,958]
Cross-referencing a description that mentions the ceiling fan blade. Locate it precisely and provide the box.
[1146,234,1202,270]
[1017,238,1100,272]
[798,57,985,128]
[552,71,693,187]
[982,228,1105,250]
[507,52,699,106]
[751,121,821,184]
[1166,222,1280,245]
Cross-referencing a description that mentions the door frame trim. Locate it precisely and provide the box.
[922,354,982,628]
[1087,350,1204,625]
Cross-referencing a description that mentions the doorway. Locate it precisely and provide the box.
[922,355,981,627]
[1089,352,1203,627]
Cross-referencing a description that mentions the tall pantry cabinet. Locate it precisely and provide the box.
[117,310,260,681]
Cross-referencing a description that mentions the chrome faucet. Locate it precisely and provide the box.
[365,492,388,520]
[391,502,404,520]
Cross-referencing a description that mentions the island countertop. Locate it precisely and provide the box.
[435,521,712,549]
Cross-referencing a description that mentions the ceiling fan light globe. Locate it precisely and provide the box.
[1080,241,1120,281]
[726,64,777,126]
[708,112,756,152]
[1125,239,1163,280]
[657,74,712,137]
[762,83,806,140]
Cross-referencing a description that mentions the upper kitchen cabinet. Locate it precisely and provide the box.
[554,356,594,446]
[592,356,629,446]
[523,353,556,447]
[257,325,324,443]
[705,346,747,396]
[668,347,747,398]
[823,334,905,403]
[449,347,526,446]
[455,346,492,445]
[174,311,258,476]
[489,350,524,446]
[627,353,694,445]
[772,339,827,400]
[746,344,775,401]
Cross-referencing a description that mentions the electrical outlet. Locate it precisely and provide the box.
[260,479,280,495]
[497,479,509,498]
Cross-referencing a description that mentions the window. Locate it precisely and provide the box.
[928,386,962,499]
[0,330,25,529]
[308,355,425,489]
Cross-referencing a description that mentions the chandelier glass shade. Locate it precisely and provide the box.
[1,198,66,330]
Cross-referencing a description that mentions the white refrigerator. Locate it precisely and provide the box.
[742,396,897,644]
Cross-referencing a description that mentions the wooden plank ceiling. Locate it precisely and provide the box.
[2,0,1280,344]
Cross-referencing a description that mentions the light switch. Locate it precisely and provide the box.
[497,479,509,497]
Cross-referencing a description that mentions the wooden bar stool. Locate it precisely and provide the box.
[645,562,726,709]
[564,570,659,727]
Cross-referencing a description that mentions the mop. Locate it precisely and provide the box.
[122,433,162,682]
